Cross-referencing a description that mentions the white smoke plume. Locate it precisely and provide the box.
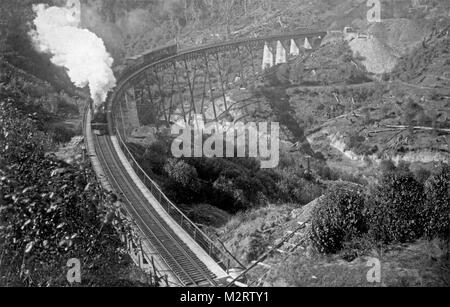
[29,2,116,106]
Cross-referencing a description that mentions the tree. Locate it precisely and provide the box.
[423,165,450,243]
[366,170,426,244]
[0,93,151,287]
[224,0,237,37]
[164,158,200,191]
[309,183,367,254]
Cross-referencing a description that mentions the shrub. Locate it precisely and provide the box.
[413,168,432,184]
[341,234,378,262]
[254,169,280,198]
[247,231,269,262]
[0,101,151,286]
[379,160,397,174]
[366,171,426,244]
[212,176,248,211]
[316,165,338,181]
[56,94,79,115]
[402,98,423,126]
[22,81,47,98]
[309,183,367,254]
[139,141,168,175]
[275,167,323,205]
[422,165,450,242]
[48,123,76,144]
[213,166,270,211]
[163,158,201,196]
[185,157,282,211]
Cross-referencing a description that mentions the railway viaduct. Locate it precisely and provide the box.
[85,30,326,287]
[119,31,325,135]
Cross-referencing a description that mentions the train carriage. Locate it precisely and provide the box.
[119,42,178,81]
[142,42,178,64]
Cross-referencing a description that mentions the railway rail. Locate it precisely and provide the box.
[93,133,217,286]
[126,29,327,79]
[85,30,327,287]
[84,98,219,286]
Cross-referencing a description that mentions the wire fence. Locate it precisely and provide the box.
[82,103,176,286]
[112,94,239,272]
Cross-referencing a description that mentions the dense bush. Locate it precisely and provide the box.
[132,140,287,213]
[175,157,281,211]
[309,183,366,254]
[0,157,129,286]
[366,170,426,244]
[1,0,78,94]
[211,164,269,211]
[47,123,77,144]
[0,59,80,146]
[164,159,194,187]
[276,168,323,205]
[133,141,323,214]
[132,138,325,214]
[247,231,269,262]
[0,101,150,286]
[164,158,201,198]
[138,141,169,175]
[307,162,450,256]
[422,165,450,242]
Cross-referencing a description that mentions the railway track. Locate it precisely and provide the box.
[86,30,327,287]
[92,132,218,286]
[125,30,327,81]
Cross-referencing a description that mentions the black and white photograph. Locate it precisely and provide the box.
[0,0,449,292]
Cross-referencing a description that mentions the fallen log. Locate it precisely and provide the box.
[383,125,450,134]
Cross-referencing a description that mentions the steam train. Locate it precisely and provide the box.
[91,42,178,135]
[91,98,109,136]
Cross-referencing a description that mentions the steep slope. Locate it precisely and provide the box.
[345,18,432,75]
[348,35,399,74]
[391,18,450,88]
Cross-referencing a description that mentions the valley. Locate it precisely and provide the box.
[0,0,449,288]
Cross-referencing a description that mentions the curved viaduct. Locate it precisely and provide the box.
[86,30,326,287]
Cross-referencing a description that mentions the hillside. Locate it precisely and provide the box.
[0,59,158,286]
[0,1,156,287]
[78,0,450,217]
[391,18,450,88]
[196,1,449,287]
[215,208,450,287]
[80,0,449,61]
[1,0,449,288]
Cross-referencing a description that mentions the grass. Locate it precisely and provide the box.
[217,204,296,264]
[259,239,449,287]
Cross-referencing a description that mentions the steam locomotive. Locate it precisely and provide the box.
[91,43,178,135]
[91,98,109,136]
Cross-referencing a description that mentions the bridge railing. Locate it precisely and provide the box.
[113,122,236,272]
[124,30,327,79]
[82,105,178,286]
[106,30,326,274]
